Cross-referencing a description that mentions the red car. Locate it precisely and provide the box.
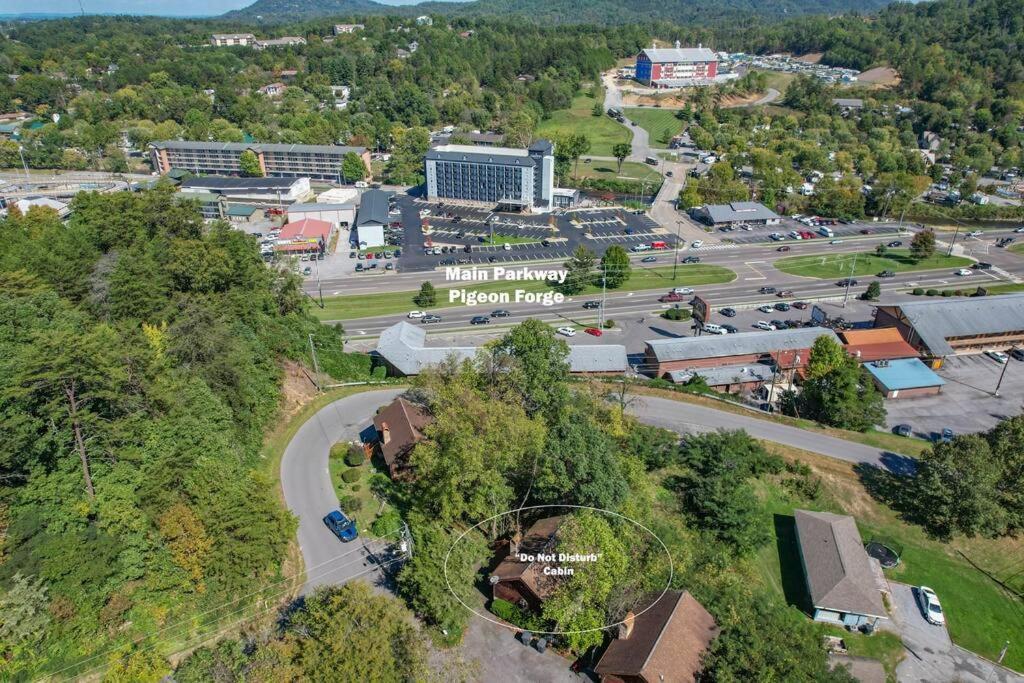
[792,301,809,310]
[584,327,603,337]
[659,293,684,303]
[860,228,872,234]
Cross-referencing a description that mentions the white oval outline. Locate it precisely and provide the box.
[442,503,674,636]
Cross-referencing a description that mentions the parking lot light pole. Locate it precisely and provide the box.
[599,268,607,328]
[842,251,859,308]
[673,220,681,280]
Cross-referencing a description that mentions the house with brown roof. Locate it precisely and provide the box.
[839,328,919,363]
[794,510,889,628]
[594,591,719,683]
[372,397,432,478]
[491,516,565,611]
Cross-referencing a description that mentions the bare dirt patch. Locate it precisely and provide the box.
[280,359,319,420]
[621,91,687,108]
[795,52,824,64]
[857,66,901,86]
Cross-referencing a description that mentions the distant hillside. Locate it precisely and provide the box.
[224,0,897,23]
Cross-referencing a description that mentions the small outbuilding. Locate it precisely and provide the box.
[862,357,945,399]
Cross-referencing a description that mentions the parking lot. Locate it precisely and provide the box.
[699,216,905,246]
[883,353,1024,439]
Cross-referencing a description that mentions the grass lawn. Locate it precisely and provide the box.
[536,91,632,157]
[575,160,662,184]
[315,264,735,321]
[981,282,1024,294]
[774,249,974,279]
[327,445,395,538]
[756,69,798,93]
[623,107,685,145]
[481,234,541,246]
[1010,243,1024,255]
[751,442,1024,673]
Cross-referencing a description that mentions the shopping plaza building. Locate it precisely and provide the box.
[424,140,555,212]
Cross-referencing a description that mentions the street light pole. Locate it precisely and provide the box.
[673,220,681,281]
[993,358,1010,397]
[17,146,30,181]
[599,268,607,328]
[842,251,859,308]
[947,222,961,257]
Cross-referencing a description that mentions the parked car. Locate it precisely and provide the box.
[541,239,552,247]
[894,424,913,437]
[754,320,776,331]
[323,510,358,542]
[355,263,364,272]
[720,307,737,317]
[302,267,312,276]
[938,428,954,443]
[584,327,603,337]
[774,302,791,311]
[877,270,896,278]
[641,256,657,263]
[985,350,1009,364]
[722,324,738,334]
[1011,347,1024,361]
[557,326,576,337]
[582,300,602,309]
[491,310,511,318]
[349,251,356,259]
[955,268,973,276]
[758,304,775,313]
[421,314,442,324]
[792,301,809,310]
[503,243,512,251]
[385,262,395,270]
[470,316,491,325]
[916,586,945,626]
[702,323,726,335]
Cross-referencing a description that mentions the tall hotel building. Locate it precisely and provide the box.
[635,43,718,88]
[424,140,555,212]
[149,141,371,182]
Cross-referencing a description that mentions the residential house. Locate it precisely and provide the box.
[491,516,565,611]
[594,591,719,683]
[211,33,256,47]
[259,82,287,98]
[372,397,432,478]
[334,24,365,34]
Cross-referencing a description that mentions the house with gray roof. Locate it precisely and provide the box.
[374,322,627,377]
[873,293,1024,360]
[794,510,889,628]
[692,201,781,227]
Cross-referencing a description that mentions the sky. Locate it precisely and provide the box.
[0,0,445,17]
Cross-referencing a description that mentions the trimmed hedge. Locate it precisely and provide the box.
[345,444,366,467]
[341,467,361,484]
[912,288,924,295]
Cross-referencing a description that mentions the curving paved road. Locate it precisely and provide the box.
[282,389,913,590]
[280,388,404,593]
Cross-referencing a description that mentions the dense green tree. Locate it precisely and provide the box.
[910,229,937,262]
[793,336,886,431]
[238,149,263,177]
[913,435,1006,538]
[561,245,596,295]
[489,319,570,417]
[341,150,367,182]
[612,142,631,174]
[414,281,437,307]
[600,244,631,289]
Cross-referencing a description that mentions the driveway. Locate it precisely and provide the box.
[627,395,917,472]
[280,387,404,593]
[888,582,1022,682]
[451,615,586,683]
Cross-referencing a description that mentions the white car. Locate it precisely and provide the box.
[955,268,973,276]
[917,586,945,626]
[503,243,512,251]
[966,230,983,238]
[1015,226,1024,233]
[672,287,694,295]
[985,350,1009,364]
[754,320,776,331]
[556,326,576,337]
[758,304,775,313]
[691,240,704,249]
[407,311,425,319]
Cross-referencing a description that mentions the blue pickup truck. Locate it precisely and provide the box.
[323,510,358,543]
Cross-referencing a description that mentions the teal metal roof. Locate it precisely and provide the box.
[864,358,944,391]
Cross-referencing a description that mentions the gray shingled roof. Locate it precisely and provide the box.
[795,510,887,619]
[151,140,366,155]
[641,47,717,63]
[180,176,300,191]
[667,364,774,386]
[375,322,627,375]
[702,201,780,224]
[647,328,840,363]
[882,293,1024,357]
[356,190,393,228]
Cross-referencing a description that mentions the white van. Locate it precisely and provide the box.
[672,287,694,295]
[702,323,727,334]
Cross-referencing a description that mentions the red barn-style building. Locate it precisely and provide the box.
[635,42,718,88]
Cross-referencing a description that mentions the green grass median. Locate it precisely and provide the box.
[774,249,974,279]
[315,264,735,321]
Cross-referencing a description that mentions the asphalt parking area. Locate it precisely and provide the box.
[883,353,1024,438]
[888,583,1019,683]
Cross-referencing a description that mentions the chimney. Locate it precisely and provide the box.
[618,612,636,639]
[381,422,391,445]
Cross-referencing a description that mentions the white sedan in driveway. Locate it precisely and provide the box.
[557,326,577,337]
[955,268,973,276]
[985,350,1009,364]
[917,586,945,626]
[407,310,425,319]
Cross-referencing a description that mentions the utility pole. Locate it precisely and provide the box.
[993,358,1010,397]
[947,222,961,257]
[307,333,321,392]
[842,251,859,308]
[673,220,681,280]
[599,267,607,328]
[17,146,30,181]
[314,256,324,308]
[399,520,413,559]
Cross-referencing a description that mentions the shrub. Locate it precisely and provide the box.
[371,509,403,537]
[350,484,361,492]
[490,598,521,624]
[954,289,963,296]
[341,467,361,484]
[912,287,924,296]
[662,307,692,321]
[345,444,366,467]
[941,289,953,297]
[329,442,349,459]
[925,289,938,296]
[603,319,614,329]
[339,495,361,512]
